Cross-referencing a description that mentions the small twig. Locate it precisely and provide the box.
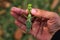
[51,0,59,10]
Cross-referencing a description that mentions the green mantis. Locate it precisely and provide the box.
[26,4,32,32]
[22,4,36,40]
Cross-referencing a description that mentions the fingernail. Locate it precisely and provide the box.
[11,7,16,11]
[31,9,36,14]
[11,7,20,13]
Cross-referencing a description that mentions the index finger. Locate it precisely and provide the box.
[11,7,28,15]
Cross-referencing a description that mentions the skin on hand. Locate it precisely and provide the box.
[11,7,60,40]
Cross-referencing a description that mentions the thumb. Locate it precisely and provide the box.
[31,8,42,18]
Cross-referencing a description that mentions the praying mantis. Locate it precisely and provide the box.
[21,4,36,40]
[26,4,32,32]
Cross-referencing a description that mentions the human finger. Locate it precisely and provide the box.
[11,11,26,25]
[15,20,26,32]
[31,8,59,19]
[11,7,28,16]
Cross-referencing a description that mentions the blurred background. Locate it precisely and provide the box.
[0,0,60,40]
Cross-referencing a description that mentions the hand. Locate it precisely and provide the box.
[11,7,60,40]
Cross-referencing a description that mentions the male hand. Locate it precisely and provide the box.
[11,7,60,40]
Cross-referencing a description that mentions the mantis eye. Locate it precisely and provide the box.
[28,4,32,7]
[28,4,32,10]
